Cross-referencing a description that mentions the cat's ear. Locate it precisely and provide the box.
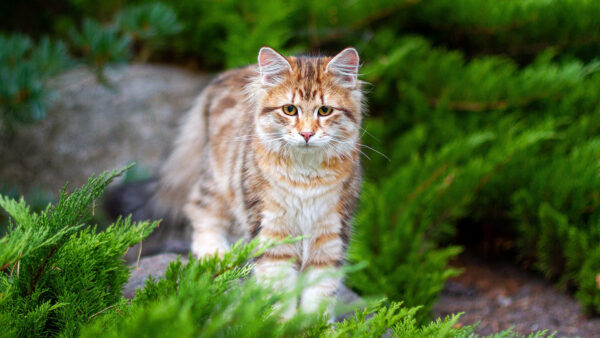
[258,46,291,86]
[326,47,360,87]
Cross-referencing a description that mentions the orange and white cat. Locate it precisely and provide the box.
[113,47,364,319]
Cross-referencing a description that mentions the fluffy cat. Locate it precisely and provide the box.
[110,46,364,318]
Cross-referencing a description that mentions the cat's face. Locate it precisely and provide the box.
[253,48,363,159]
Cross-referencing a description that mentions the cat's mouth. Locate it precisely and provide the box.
[281,134,328,149]
[294,141,326,150]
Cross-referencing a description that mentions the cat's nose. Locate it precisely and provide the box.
[300,131,315,142]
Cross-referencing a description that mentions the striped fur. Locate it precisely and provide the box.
[160,47,364,319]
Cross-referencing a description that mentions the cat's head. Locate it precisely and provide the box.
[250,47,364,159]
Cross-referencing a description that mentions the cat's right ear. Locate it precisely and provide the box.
[258,47,291,86]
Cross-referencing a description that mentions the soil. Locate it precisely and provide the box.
[432,253,600,337]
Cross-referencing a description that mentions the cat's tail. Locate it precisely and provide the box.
[104,92,210,227]
[104,177,163,222]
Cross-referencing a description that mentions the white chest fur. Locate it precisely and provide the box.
[268,178,342,266]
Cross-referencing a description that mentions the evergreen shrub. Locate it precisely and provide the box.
[356,34,600,313]
[0,168,157,336]
[79,239,477,338]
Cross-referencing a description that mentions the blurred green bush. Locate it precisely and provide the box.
[0,35,69,135]
[354,34,600,314]
[2,0,600,325]
[0,3,181,134]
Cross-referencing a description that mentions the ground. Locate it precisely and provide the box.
[433,253,600,336]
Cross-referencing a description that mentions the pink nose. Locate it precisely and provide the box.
[300,131,314,142]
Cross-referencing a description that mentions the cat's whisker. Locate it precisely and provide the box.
[357,143,390,162]
[359,126,379,142]
[327,136,388,161]
[330,136,387,158]
[226,133,284,144]
[231,133,280,141]
[326,138,367,160]
[352,146,371,160]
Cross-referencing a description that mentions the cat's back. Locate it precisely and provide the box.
[204,65,256,113]
[202,65,256,141]
[199,65,258,204]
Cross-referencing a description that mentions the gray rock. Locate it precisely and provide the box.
[123,253,189,298]
[0,64,210,194]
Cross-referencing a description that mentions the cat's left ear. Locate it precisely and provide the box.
[326,47,360,87]
[258,46,292,86]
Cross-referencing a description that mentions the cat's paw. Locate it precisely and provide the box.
[191,238,229,259]
[274,298,298,322]
[300,291,335,323]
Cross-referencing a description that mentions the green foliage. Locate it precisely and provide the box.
[349,102,558,320]
[331,302,474,337]
[61,2,184,72]
[0,185,56,244]
[80,237,475,338]
[577,247,600,314]
[406,0,600,61]
[0,35,69,135]
[122,0,413,68]
[0,168,157,337]
[119,0,600,68]
[354,33,600,314]
[69,19,131,81]
[139,0,297,68]
[116,3,182,62]
[349,177,462,323]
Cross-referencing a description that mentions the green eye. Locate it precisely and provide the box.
[318,106,333,116]
[283,105,297,116]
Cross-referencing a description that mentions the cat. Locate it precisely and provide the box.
[107,46,364,319]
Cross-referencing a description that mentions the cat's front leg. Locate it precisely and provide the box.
[253,226,300,320]
[254,257,299,320]
[300,231,345,320]
[184,181,231,258]
[301,267,341,320]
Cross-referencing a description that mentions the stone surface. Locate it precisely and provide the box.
[0,64,210,194]
[123,253,189,299]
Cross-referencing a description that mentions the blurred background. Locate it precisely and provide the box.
[2,0,600,335]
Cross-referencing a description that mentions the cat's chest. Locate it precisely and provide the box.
[269,182,341,235]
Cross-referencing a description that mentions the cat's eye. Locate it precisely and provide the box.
[282,105,298,116]
[318,106,333,116]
